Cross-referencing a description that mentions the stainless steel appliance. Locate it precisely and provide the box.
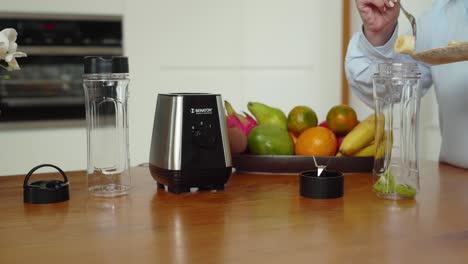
[149,93,233,194]
[0,13,122,121]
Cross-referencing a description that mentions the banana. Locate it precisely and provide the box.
[395,35,415,54]
[351,139,387,158]
[375,130,393,159]
[352,143,376,157]
[339,114,382,156]
[448,41,468,46]
[375,140,386,159]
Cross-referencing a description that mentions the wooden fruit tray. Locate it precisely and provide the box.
[232,154,374,174]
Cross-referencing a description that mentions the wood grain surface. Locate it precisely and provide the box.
[1,162,468,264]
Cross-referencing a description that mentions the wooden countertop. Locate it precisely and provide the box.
[1,162,468,263]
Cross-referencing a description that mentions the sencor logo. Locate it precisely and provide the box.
[190,108,213,115]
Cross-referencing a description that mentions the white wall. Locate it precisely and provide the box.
[125,0,344,168]
[0,0,344,175]
[348,0,442,161]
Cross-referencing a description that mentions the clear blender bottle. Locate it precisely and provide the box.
[83,56,131,197]
[372,63,421,200]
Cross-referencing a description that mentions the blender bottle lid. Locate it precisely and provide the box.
[24,164,70,204]
[84,56,129,74]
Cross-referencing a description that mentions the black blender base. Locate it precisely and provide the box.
[150,165,232,194]
[156,182,225,194]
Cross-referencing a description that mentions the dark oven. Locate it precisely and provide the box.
[0,13,122,122]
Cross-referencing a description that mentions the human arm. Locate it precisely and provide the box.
[345,26,433,107]
[356,0,400,46]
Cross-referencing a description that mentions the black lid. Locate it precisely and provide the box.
[84,56,129,74]
[24,164,70,204]
[299,170,343,199]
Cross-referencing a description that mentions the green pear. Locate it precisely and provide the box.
[247,102,288,130]
[248,125,294,155]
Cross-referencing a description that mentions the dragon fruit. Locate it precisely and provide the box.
[224,100,257,137]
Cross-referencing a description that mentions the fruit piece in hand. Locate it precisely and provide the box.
[395,35,416,54]
[448,41,468,46]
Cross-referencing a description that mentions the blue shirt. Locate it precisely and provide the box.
[345,0,468,168]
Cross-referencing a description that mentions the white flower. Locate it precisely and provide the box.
[0,28,27,71]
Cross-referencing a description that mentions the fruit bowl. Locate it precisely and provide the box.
[225,101,377,174]
[232,154,373,174]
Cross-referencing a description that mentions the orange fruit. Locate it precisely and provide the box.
[287,106,318,135]
[326,104,358,136]
[295,127,337,156]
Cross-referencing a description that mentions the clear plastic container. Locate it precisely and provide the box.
[372,63,421,200]
[83,56,131,197]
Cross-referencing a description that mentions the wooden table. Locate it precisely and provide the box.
[1,162,468,263]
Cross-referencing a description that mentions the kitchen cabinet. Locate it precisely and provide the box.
[0,0,124,176]
[0,0,123,15]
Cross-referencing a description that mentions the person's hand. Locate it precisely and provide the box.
[356,0,400,46]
